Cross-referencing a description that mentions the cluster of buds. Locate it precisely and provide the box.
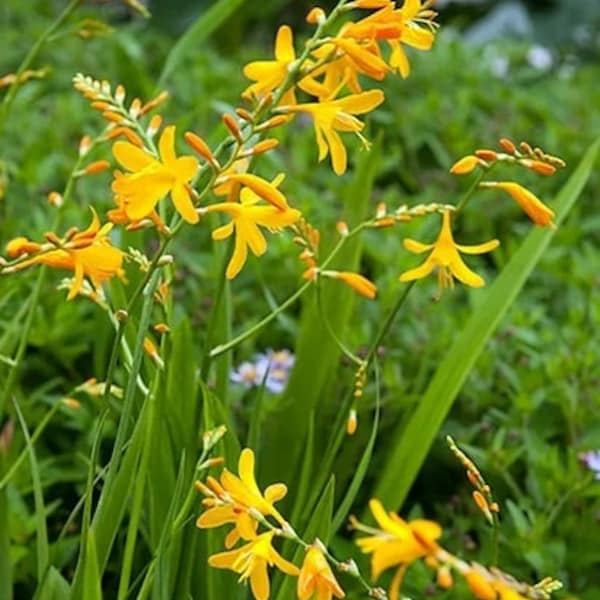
[347,360,368,435]
[0,67,48,89]
[73,74,168,146]
[293,218,321,278]
[372,201,457,227]
[446,436,499,525]
[451,138,566,177]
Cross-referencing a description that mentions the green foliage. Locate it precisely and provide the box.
[0,1,599,599]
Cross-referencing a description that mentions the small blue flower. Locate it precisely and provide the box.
[580,450,600,481]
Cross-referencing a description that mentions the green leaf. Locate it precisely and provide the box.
[0,486,12,600]
[13,396,49,584]
[158,0,246,86]
[81,531,103,600]
[35,567,70,600]
[261,139,382,485]
[374,137,600,511]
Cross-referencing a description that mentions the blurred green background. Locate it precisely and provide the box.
[1,0,599,598]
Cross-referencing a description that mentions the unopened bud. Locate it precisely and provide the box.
[235,108,254,122]
[475,149,498,161]
[154,322,170,334]
[521,159,556,176]
[222,113,243,142]
[437,566,453,589]
[47,191,63,207]
[115,309,128,322]
[79,135,92,156]
[62,398,81,409]
[184,131,218,167]
[202,425,227,452]
[346,408,358,435]
[336,221,349,236]
[115,84,126,104]
[499,138,516,155]
[255,115,290,131]
[82,160,110,175]
[306,7,326,24]
[147,114,162,137]
[250,138,279,156]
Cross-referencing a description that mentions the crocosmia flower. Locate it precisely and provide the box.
[399,209,499,290]
[298,545,345,600]
[5,209,124,300]
[112,125,199,224]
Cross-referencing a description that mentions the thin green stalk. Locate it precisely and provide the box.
[454,164,496,214]
[0,0,82,132]
[209,223,369,358]
[117,362,163,600]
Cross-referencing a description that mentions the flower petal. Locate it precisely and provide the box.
[159,125,177,165]
[171,182,199,224]
[275,25,295,62]
[113,141,154,171]
[403,238,434,254]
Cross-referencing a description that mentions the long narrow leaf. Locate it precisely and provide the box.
[374,137,600,510]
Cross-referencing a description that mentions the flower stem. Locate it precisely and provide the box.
[0,0,83,133]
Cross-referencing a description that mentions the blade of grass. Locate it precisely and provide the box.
[158,0,246,86]
[13,396,49,584]
[374,137,600,510]
[81,530,103,600]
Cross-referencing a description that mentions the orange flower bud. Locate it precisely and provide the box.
[154,322,170,334]
[83,160,110,175]
[106,126,144,147]
[47,191,63,207]
[475,149,497,161]
[464,570,496,600]
[450,155,481,175]
[102,110,124,124]
[255,114,291,131]
[336,221,349,236]
[235,108,253,122]
[115,84,126,103]
[333,271,377,299]
[62,398,81,409]
[251,138,279,155]
[499,138,516,154]
[147,114,162,137]
[520,159,556,176]
[306,7,326,24]
[375,217,395,228]
[140,90,169,116]
[79,135,92,156]
[520,141,533,154]
[346,409,358,435]
[6,237,42,257]
[91,101,111,111]
[222,113,243,142]
[184,131,217,166]
[436,566,453,589]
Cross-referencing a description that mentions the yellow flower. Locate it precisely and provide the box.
[343,0,437,78]
[242,25,298,105]
[209,531,299,600]
[112,125,199,224]
[298,545,345,600]
[353,499,441,600]
[399,210,499,290]
[202,177,301,278]
[5,210,124,300]
[480,181,555,227]
[198,448,289,528]
[280,90,384,175]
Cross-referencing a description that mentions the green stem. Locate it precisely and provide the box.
[0,0,83,133]
[454,165,496,214]
[117,361,162,600]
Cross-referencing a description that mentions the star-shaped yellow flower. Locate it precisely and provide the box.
[399,209,499,290]
[112,125,199,224]
[298,545,345,600]
[209,531,299,600]
[5,209,124,300]
[280,90,384,175]
[202,176,300,278]
[353,499,441,600]
[242,25,298,105]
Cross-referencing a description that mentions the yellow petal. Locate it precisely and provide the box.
[212,222,234,241]
[264,483,287,504]
[399,258,435,282]
[403,238,434,254]
[171,182,199,224]
[158,125,176,165]
[208,547,242,569]
[323,127,347,175]
[275,25,295,62]
[238,449,262,496]
[67,259,85,300]
[401,25,434,51]
[389,41,410,78]
[250,560,270,600]
[196,506,235,528]
[174,155,199,182]
[450,155,480,175]
[448,255,485,288]
[338,89,384,114]
[455,239,500,255]
[113,141,154,172]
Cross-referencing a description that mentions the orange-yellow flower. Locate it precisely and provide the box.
[4,210,124,300]
[201,176,301,278]
[112,125,199,224]
[209,531,299,600]
[399,210,499,290]
[242,25,298,105]
[198,448,289,529]
[280,90,384,175]
[298,545,345,600]
[353,499,441,600]
[480,181,555,227]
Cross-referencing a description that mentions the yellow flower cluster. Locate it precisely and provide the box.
[196,449,344,600]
